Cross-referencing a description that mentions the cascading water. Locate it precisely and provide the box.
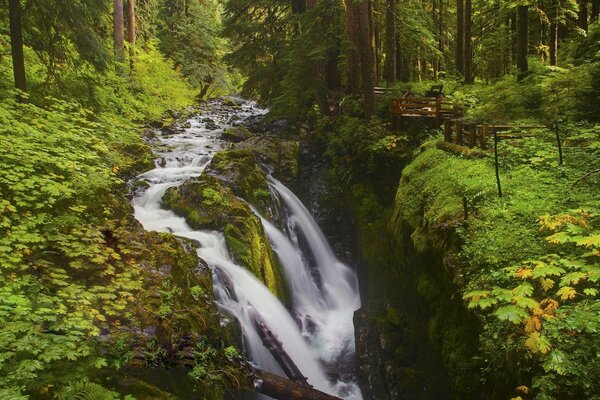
[132,98,362,400]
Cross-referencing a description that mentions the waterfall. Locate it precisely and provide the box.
[132,99,362,400]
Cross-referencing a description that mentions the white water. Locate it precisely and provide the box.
[132,99,362,399]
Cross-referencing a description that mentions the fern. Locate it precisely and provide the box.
[58,381,119,400]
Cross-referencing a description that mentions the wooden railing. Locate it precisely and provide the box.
[392,97,463,124]
[443,120,546,149]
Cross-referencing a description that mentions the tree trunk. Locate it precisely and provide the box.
[254,369,343,400]
[456,0,464,76]
[291,0,307,13]
[549,19,557,66]
[114,0,125,61]
[516,5,528,80]
[128,0,136,47]
[127,0,136,65]
[357,0,375,117]
[345,0,361,94]
[593,0,600,22]
[464,0,473,83]
[384,0,397,85]
[8,0,27,95]
[577,0,588,32]
[438,0,444,76]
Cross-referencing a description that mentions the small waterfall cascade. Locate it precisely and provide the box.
[132,99,362,400]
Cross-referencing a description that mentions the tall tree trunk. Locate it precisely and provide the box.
[358,0,375,117]
[438,0,444,76]
[384,0,397,85]
[291,0,307,13]
[549,19,557,66]
[345,0,361,94]
[592,0,600,22]
[8,0,27,95]
[114,0,125,61]
[456,0,464,76]
[516,5,528,80]
[577,0,589,31]
[127,0,136,65]
[464,0,473,83]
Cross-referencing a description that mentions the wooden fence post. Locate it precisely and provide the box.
[481,124,489,150]
[468,124,476,148]
[494,129,503,198]
[456,120,463,145]
[444,120,452,142]
[555,122,563,166]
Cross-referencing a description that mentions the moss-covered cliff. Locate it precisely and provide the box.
[349,129,600,400]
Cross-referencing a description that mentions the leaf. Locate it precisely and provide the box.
[583,288,598,296]
[560,271,588,286]
[525,332,551,354]
[532,263,565,279]
[574,233,600,248]
[513,282,534,297]
[524,316,542,333]
[556,286,577,300]
[494,305,529,324]
[540,278,555,291]
[544,350,568,375]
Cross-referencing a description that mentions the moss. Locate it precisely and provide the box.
[206,149,272,215]
[221,126,252,143]
[234,135,300,187]
[162,175,288,301]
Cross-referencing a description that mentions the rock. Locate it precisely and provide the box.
[162,176,288,302]
[205,149,272,214]
[222,97,241,108]
[221,126,253,143]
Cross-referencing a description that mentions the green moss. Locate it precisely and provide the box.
[162,175,288,301]
[207,149,272,214]
[233,135,300,187]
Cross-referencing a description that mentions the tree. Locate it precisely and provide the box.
[384,0,397,84]
[464,0,473,83]
[593,0,600,22]
[456,0,464,76]
[8,0,26,94]
[358,0,375,117]
[128,0,136,62]
[516,5,528,80]
[114,0,125,61]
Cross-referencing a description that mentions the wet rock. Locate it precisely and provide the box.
[162,176,288,302]
[221,126,253,143]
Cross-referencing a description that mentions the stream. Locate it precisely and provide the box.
[132,98,363,400]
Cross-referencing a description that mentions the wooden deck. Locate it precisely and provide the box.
[391,96,464,125]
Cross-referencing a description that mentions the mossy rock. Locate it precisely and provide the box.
[221,98,241,108]
[234,135,299,187]
[205,149,272,215]
[162,176,288,301]
[221,126,252,143]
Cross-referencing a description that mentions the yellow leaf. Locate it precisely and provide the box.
[540,278,555,291]
[524,316,542,334]
[515,385,530,394]
[557,286,577,301]
[514,267,533,279]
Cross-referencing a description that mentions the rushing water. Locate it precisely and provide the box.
[132,99,362,399]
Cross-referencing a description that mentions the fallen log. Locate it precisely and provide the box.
[254,368,343,400]
[251,311,310,386]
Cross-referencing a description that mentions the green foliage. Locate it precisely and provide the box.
[0,94,148,396]
[223,1,291,102]
[57,381,120,400]
[317,113,413,199]
[157,0,237,98]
